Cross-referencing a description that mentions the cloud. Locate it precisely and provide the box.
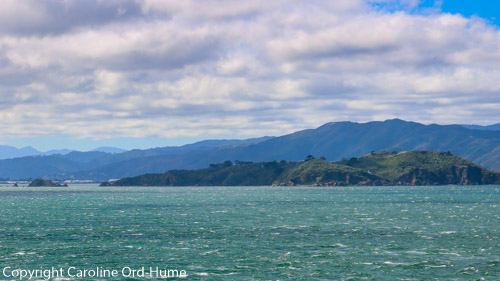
[0,0,48,33]
[137,0,285,20]
[0,0,499,142]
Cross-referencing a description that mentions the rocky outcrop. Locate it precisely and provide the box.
[28,178,68,187]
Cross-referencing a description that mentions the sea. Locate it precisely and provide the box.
[0,184,498,280]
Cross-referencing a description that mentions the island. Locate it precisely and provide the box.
[101,151,500,187]
[28,178,68,187]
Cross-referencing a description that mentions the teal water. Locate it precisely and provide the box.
[0,185,499,280]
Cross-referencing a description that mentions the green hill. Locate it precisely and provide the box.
[103,151,500,187]
[338,151,500,185]
[274,159,386,186]
[104,160,296,186]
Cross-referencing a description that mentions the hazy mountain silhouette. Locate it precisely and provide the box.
[0,120,498,180]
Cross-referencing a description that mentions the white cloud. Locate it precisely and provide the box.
[0,0,48,31]
[0,0,499,142]
[273,79,308,99]
[94,69,124,95]
[137,0,285,20]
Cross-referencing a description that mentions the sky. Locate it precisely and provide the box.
[0,0,499,151]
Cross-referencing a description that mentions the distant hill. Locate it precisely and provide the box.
[104,151,500,186]
[91,147,127,154]
[0,154,87,179]
[0,137,273,179]
[43,149,74,156]
[0,120,499,180]
[0,145,40,159]
[0,146,74,160]
[0,145,124,159]
[460,123,500,131]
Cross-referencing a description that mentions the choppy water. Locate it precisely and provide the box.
[0,185,499,280]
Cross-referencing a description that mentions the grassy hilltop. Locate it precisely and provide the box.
[103,150,500,186]
[338,151,500,185]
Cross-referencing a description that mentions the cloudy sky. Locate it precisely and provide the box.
[1,0,499,150]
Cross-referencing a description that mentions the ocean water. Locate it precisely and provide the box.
[0,185,498,280]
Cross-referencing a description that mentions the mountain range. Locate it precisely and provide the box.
[460,124,500,131]
[0,146,128,160]
[0,119,499,180]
